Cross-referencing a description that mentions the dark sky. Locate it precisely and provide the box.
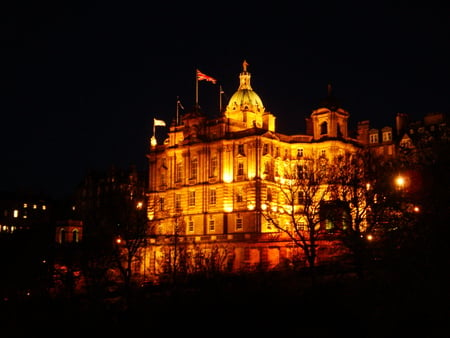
[2,2,449,199]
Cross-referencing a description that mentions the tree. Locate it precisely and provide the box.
[261,159,332,282]
[112,196,149,304]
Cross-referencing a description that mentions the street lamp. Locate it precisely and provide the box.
[395,175,405,190]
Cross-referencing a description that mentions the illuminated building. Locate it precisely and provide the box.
[141,61,365,279]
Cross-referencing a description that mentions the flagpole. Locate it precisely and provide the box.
[195,69,199,108]
[219,85,223,113]
[176,96,179,125]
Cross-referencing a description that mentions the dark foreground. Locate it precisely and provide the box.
[1,265,449,338]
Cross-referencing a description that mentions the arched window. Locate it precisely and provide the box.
[72,229,79,243]
[60,228,66,243]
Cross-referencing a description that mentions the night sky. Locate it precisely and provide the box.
[2,2,449,199]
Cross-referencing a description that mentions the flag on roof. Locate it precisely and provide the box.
[196,69,217,84]
[154,118,166,127]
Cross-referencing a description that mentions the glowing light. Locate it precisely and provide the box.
[366,234,373,241]
[150,136,157,147]
[224,206,233,213]
[247,203,255,210]
[223,173,233,183]
[395,175,405,188]
[261,203,267,210]
[136,201,143,209]
[413,206,420,213]
[116,237,122,244]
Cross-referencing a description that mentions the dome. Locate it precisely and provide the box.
[228,89,264,111]
[225,60,265,112]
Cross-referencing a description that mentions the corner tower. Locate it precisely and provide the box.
[309,84,350,140]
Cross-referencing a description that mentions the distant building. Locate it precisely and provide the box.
[55,219,83,244]
[0,191,53,235]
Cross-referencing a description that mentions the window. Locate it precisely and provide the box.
[263,143,269,154]
[267,187,272,202]
[297,165,304,179]
[238,144,245,155]
[159,197,165,211]
[175,194,181,210]
[188,219,194,232]
[72,230,79,243]
[320,149,326,157]
[370,133,378,143]
[160,173,166,186]
[299,220,307,231]
[297,191,305,204]
[320,121,328,135]
[244,247,250,261]
[210,189,216,205]
[176,163,183,182]
[60,229,66,243]
[236,189,244,203]
[188,191,196,206]
[297,148,303,158]
[211,157,217,177]
[382,131,392,142]
[238,162,244,176]
[209,218,215,232]
[191,158,198,180]
[236,217,243,230]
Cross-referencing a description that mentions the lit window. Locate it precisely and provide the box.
[13,210,18,218]
[23,203,28,208]
[211,157,217,177]
[210,189,216,205]
[188,191,196,206]
[370,133,379,143]
[238,144,245,155]
[236,217,243,230]
[191,158,198,180]
[176,163,183,182]
[209,218,215,232]
[238,162,244,176]
[72,230,79,243]
[236,189,244,203]
[175,194,182,210]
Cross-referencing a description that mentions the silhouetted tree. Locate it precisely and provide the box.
[261,160,331,283]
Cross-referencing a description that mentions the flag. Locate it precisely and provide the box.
[154,118,166,127]
[196,69,217,84]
